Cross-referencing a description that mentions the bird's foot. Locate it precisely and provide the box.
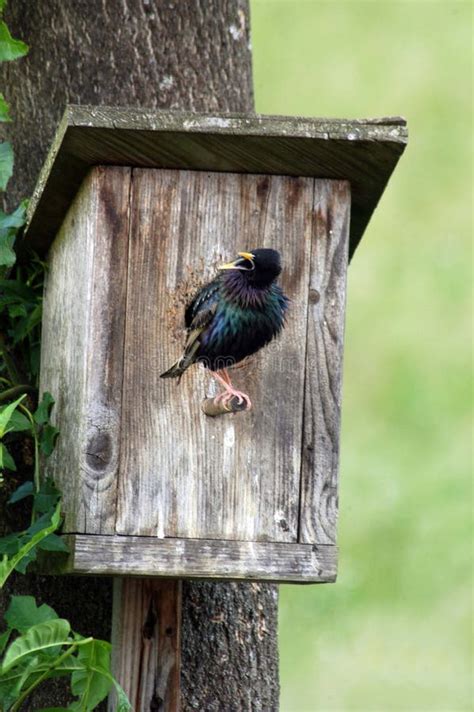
[214,388,252,411]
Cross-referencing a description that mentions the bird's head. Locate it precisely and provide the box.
[219,248,282,288]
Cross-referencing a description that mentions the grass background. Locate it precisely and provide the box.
[251,1,472,710]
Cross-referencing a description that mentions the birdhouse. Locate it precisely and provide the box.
[24,106,407,583]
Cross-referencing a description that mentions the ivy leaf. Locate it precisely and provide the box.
[8,480,34,504]
[0,92,10,121]
[0,532,22,555]
[34,392,55,425]
[1,618,71,673]
[5,595,58,633]
[37,533,69,552]
[0,442,16,470]
[0,202,27,232]
[33,478,61,514]
[40,424,60,456]
[14,545,37,573]
[0,21,28,62]
[0,394,26,438]
[27,507,58,535]
[0,140,13,191]
[0,500,62,586]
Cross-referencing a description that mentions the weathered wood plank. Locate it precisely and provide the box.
[299,180,350,544]
[109,578,181,712]
[53,535,337,583]
[116,169,312,542]
[40,166,131,533]
[22,105,407,258]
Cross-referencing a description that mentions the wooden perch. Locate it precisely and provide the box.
[201,395,249,417]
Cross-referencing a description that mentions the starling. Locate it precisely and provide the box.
[160,248,289,410]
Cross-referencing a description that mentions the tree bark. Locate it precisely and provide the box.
[0,1,279,709]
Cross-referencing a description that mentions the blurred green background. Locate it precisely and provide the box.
[251,1,472,710]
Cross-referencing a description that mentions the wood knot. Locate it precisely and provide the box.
[85,431,112,472]
[309,289,320,304]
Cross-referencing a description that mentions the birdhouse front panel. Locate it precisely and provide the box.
[40,165,349,550]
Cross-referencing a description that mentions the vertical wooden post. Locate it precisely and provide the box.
[109,579,182,711]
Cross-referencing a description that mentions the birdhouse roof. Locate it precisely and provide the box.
[22,105,407,257]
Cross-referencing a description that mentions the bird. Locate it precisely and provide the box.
[160,248,289,411]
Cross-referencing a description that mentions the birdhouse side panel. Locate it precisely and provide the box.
[299,180,350,545]
[40,166,131,534]
[116,168,314,542]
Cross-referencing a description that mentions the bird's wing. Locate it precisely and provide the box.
[184,279,220,330]
[179,299,218,370]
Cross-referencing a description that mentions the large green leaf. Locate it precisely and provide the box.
[5,595,58,633]
[0,394,26,438]
[0,21,28,61]
[70,640,113,710]
[1,618,71,673]
[0,140,13,191]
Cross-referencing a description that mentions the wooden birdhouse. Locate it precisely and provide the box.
[24,106,407,583]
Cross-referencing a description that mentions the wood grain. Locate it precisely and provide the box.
[109,578,181,712]
[299,181,351,544]
[50,534,337,583]
[22,105,408,259]
[116,169,312,542]
[40,166,131,534]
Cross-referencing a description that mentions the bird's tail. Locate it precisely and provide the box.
[160,358,186,380]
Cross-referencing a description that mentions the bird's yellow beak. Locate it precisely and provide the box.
[219,252,255,270]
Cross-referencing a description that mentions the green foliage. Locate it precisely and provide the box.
[0,21,28,62]
[0,497,62,585]
[0,599,131,711]
[0,15,130,709]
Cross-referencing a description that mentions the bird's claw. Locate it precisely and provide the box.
[214,389,252,411]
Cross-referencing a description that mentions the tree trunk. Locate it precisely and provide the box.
[0,1,279,709]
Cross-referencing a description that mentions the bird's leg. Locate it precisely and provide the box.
[211,369,252,411]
